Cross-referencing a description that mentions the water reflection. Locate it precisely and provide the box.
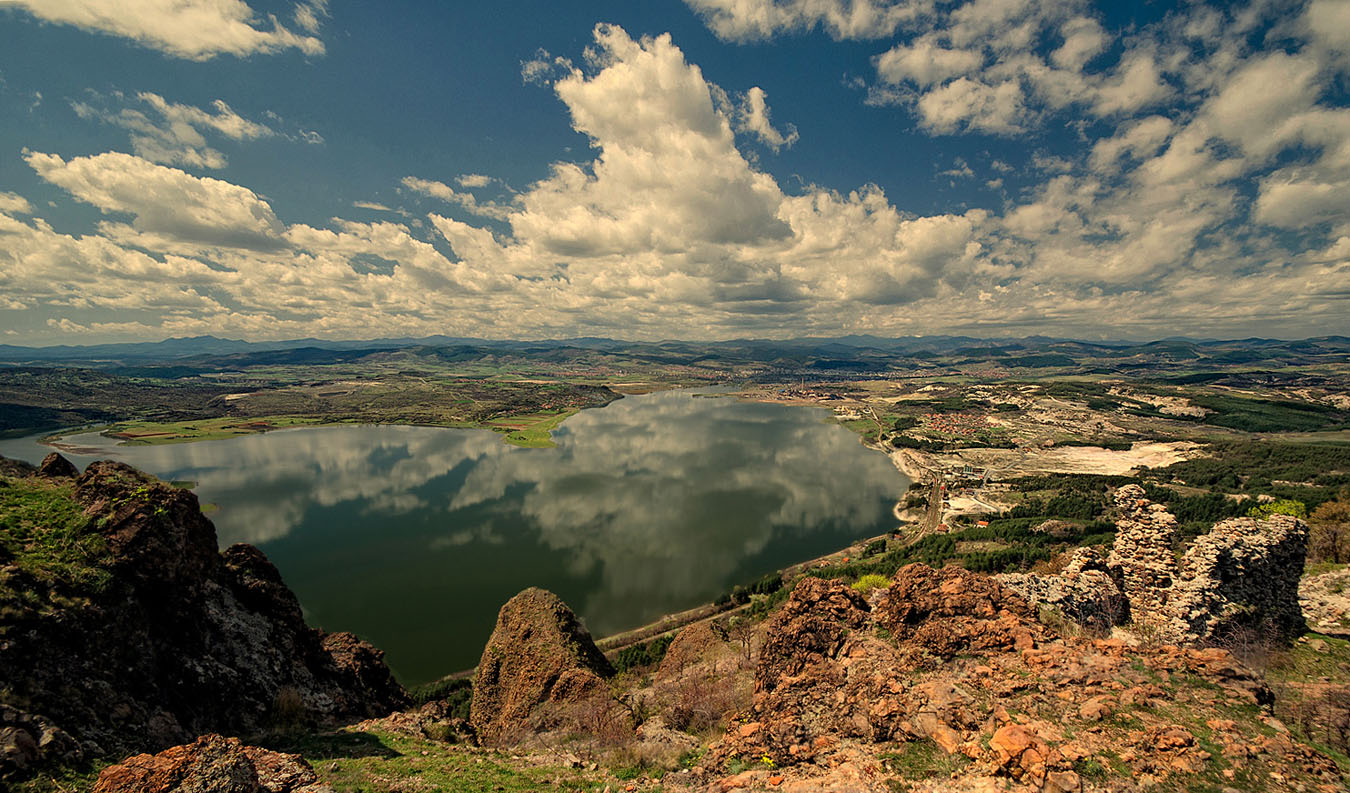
[0,391,906,683]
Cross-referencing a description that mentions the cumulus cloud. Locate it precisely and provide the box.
[733,86,799,150]
[0,0,325,60]
[26,150,286,250]
[72,92,274,169]
[5,13,1350,343]
[401,176,513,221]
[685,0,928,41]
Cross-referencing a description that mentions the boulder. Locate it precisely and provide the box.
[0,706,81,781]
[875,564,1045,659]
[91,734,330,793]
[469,588,626,746]
[37,453,78,479]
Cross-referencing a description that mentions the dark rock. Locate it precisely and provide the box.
[0,455,36,478]
[37,453,78,479]
[0,706,82,780]
[0,460,408,775]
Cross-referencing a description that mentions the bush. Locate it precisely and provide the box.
[1247,499,1307,519]
[613,634,675,674]
[1309,497,1350,564]
[852,574,890,594]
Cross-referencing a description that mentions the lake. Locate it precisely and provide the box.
[0,390,908,685]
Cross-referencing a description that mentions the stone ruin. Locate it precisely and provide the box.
[1001,484,1307,644]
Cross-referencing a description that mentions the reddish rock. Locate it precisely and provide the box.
[876,564,1046,661]
[92,734,330,793]
[470,588,625,746]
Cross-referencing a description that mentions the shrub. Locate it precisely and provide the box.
[1247,499,1307,519]
[851,574,890,594]
[1309,497,1350,564]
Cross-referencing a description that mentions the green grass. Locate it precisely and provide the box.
[267,728,604,793]
[9,764,106,792]
[0,476,111,623]
[99,416,326,445]
[498,409,578,448]
[879,739,971,780]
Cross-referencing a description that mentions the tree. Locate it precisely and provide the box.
[1308,497,1350,564]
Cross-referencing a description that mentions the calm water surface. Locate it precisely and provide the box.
[1,390,907,684]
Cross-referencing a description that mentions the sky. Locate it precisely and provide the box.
[0,0,1347,344]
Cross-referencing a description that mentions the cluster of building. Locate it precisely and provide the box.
[922,412,992,437]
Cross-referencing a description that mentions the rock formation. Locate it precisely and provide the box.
[707,566,1048,770]
[470,587,630,746]
[1105,484,1180,632]
[1005,485,1307,644]
[91,734,330,793]
[999,546,1125,631]
[1168,514,1307,643]
[0,456,408,779]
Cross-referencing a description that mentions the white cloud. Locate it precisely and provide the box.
[6,17,1350,344]
[72,91,274,169]
[914,77,1027,134]
[26,150,285,249]
[733,87,799,150]
[875,40,982,87]
[402,176,514,221]
[457,174,493,188]
[684,0,929,41]
[0,0,325,60]
[0,192,32,215]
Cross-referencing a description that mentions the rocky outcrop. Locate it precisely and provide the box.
[470,587,629,747]
[1300,567,1350,634]
[1007,485,1307,645]
[1000,547,1125,631]
[707,566,1048,771]
[0,457,408,778]
[36,452,78,479]
[1168,514,1307,643]
[91,734,330,793]
[874,563,1045,659]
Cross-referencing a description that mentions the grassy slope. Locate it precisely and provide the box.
[0,476,110,623]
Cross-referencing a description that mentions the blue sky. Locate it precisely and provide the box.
[0,0,1347,343]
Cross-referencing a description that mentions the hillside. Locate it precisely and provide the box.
[4,455,1349,792]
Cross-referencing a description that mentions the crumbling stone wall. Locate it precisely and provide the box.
[1004,485,1308,645]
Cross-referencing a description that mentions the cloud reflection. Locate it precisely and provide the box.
[41,391,906,637]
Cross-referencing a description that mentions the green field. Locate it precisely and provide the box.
[97,416,328,445]
[492,409,578,448]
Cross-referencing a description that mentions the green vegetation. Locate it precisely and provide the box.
[494,409,578,448]
[101,415,326,445]
[851,573,890,593]
[266,728,604,793]
[0,476,111,623]
[879,739,972,782]
[612,633,675,674]
[1246,499,1308,519]
[1186,392,1346,433]
[411,677,473,720]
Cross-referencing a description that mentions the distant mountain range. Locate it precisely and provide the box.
[2,333,1338,362]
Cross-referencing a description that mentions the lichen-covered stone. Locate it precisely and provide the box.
[469,587,626,746]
